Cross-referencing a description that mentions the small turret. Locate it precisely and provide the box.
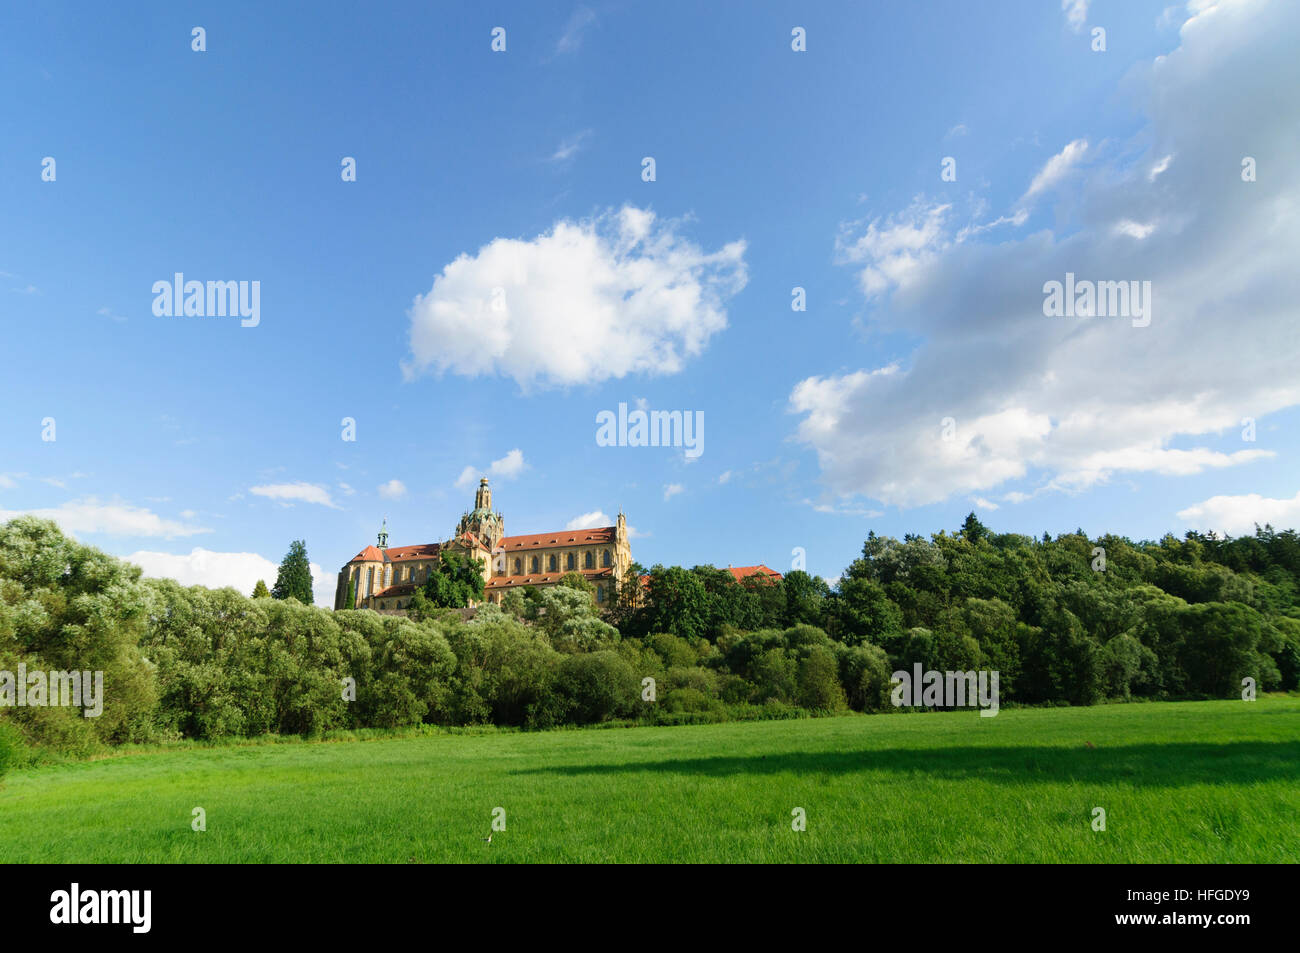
[377,518,388,549]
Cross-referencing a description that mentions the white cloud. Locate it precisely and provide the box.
[125,548,337,606]
[1019,138,1088,206]
[1062,0,1090,33]
[1114,219,1157,239]
[0,499,211,539]
[566,510,611,530]
[663,483,684,501]
[378,479,407,500]
[792,0,1300,510]
[718,470,733,484]
[1177,490,1300,536]
[972,497,1000,511]
[555,6,597,55]
[404,206,747,389]
[455,449,527,490]
[0,474,17,489]
[249,482,339,508]
[550,130,591,163]
[835,200,951,298]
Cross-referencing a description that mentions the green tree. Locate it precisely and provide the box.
[271,540,314,604]
[251,579,270,599]
[421,552,486,608]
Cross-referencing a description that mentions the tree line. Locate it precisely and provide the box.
[2,513,1296,775]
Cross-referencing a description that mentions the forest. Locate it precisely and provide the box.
[2,512,1296,773]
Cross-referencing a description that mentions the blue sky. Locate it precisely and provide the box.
[2,0,1297,603]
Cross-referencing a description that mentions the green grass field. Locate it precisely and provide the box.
[3,697,1298,863]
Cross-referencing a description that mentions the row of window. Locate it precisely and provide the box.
[504,549,613,575]
[351,548,618,603]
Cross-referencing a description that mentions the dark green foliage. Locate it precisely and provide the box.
[3,514,1298,764]
[271,540,314,604]
[419,551,485,608]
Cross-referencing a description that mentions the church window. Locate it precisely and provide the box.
[530,557,539,573]
[548,554,557,572]
[602,549,612,568]
[514,558,522,574]
[584,551,594,569]
[566,553,575,570]
[596,585,605,603]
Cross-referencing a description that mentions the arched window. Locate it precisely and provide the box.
[584,551,594,569]
[384,565,392,587]
[514,558,522,574]
[566,553,575,570]
[596,585,605,603]
[548,555,557,572]
[530,557,539,573]
[602,549,612,568]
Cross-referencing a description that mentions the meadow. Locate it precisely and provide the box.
[2,696,1297,863]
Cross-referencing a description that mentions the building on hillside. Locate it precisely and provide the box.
[334,479,633,612]
[637,564,784,592]
[724,564,783,584]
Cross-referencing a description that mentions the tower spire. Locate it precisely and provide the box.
[377,518,388,549]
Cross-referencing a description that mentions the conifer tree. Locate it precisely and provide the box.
[271,540,314,604]
[251,579,270,599]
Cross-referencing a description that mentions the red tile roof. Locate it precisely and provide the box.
[373,583,418,598]
[381,543,443,562]
[498,528,615,551]
[348,545,386,564]
[728,565,783,583]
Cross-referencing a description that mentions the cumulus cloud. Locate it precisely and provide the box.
[249,482,339,508]
[566,510,611,530]
[0,499,211,539]
[1177,490,1300,536]
[663,483,684,501]
[791,0,1300,510]
[125,548,336,606]
[404,206,747,389]
[378,479,407,500]
[455,449,526,490]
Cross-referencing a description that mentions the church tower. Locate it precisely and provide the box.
[377,518,388,549]
[455,478,504,550]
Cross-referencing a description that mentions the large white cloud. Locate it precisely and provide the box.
[1177,491,1300,536]
[0,499,211,539]
[404,206,747,389]
[566,510,611,530]
[250,482,340,508]
[791,0,1300,509]
[125,548,337,607]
